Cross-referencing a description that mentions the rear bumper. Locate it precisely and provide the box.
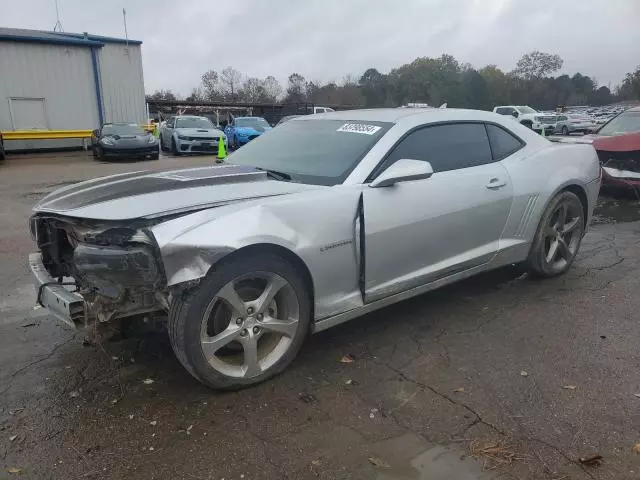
[29,253,85,329]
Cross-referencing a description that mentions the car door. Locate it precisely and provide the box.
[363,122,514,302]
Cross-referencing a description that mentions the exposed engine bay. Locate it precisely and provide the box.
[30,214,170,325]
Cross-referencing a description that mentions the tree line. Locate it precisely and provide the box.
[147,51,640,110]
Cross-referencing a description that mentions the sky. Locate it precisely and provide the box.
[2,0,639,96]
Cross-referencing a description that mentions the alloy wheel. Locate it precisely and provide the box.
[199,272,300,379]
[542,200,582,270]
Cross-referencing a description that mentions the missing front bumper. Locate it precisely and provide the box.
[29,253,86,328]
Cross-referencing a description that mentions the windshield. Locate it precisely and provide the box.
[517,106,537,114]
[228,119,392,186]
[102,124,145,136]
[236,117,270,128]
[598,111,640,136]
[175,117,214,129]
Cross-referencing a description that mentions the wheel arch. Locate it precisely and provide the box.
[560,184,589,225]
[206,243,315,318]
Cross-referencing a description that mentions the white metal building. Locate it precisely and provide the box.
[0,28,146,150]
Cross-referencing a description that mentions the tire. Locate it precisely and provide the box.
[95,145,105,161]
[525,191,584,278]
[159,135,168,152]
[561,126,569,135]
[168,252,311,390]
[151,151,159,160]
[171,137,180,156]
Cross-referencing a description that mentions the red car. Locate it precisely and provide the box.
[551,106,640,190]
[590,107,640,188]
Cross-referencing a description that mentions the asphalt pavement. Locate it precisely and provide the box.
[1,152,640,480]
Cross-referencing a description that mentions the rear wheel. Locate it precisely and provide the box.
[151,152,159,160]
[561,126,569,135]
[168,252,311,390]
[525,191,584,278]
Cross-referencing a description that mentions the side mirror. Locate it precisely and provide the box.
[511,111,519,118]
[370,159,434,188]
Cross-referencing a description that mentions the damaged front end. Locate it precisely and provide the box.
[29,214,168,329]
[594,132,640,190]
[599,150,640,189]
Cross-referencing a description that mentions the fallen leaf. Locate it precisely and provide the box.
[20,321,37,328]
[579,453,602,466]
[453,387,465,393]
[150,421,157,426]
[128,414,134,420]
[7,467,22,474]
[520,370,529,377]
[344,379,359,386]
[142,378,154,385]
[633,442,640,454]
[69,391,79,398]
[186,424,193,435]
[562,385,577,390]
[9,435,17,441]
[311,459,322,466]
[634,394,640,399]
[340,354,355,364]
[368,457,391,468]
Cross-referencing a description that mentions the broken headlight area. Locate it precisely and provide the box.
[31,214,168,324]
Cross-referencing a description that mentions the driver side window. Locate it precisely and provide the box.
[378,123,493,175]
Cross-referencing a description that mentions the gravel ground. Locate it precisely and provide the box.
[1,151,640,480]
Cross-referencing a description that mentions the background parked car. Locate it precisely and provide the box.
[493,105,557,135]
[160,116,226,155]
[91,123,159,161]
[554,114,597,135]
[224,116,272,149]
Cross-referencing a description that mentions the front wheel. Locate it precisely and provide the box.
[525,191,584,278]
[171,137,180,156]
[168,252,311,390]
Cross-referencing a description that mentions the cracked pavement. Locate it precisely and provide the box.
[2,153,640,479]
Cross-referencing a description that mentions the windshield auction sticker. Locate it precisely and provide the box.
[337,123,382,135]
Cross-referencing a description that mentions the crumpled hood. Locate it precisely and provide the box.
[33,164,322,221]
[174,127,224,137]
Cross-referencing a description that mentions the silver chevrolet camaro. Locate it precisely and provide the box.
[29,108,601,389]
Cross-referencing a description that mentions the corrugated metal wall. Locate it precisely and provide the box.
[0,41,100,150]
[98,43,146,124]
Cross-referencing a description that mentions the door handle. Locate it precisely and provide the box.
[486,177,507,189]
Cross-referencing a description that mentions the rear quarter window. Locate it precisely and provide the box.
[486,124,524,160]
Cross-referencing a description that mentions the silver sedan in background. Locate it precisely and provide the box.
[555,114,598,135]
[29,108,601,389]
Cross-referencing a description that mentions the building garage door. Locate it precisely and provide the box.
[9,98,48,129]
